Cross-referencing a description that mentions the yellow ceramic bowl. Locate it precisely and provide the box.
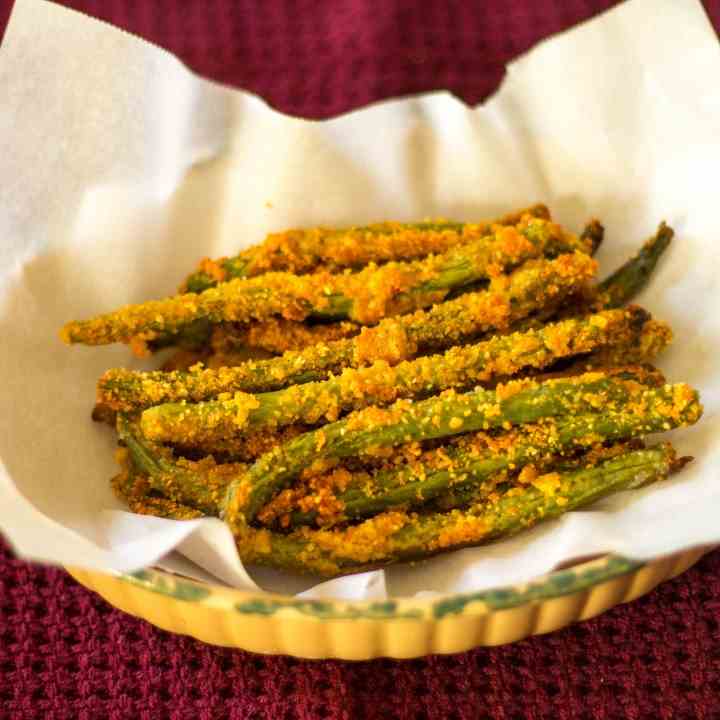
[67,547,707,659]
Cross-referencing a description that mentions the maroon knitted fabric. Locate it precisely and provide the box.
[1,537,719,719]
[1,1,720,718]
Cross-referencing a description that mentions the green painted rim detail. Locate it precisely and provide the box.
[431,555,641,618]
[115,554,644,620]
[125,569,212,602]
[234,599,423,620]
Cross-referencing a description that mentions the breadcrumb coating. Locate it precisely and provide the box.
[67,209,699,578]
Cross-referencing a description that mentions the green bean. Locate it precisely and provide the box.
[236,445,683,576]
[98,252,597,412]
[221,370,699,529]
[139,307,653,445]
[61,217,591,346]
[183,204,554,292]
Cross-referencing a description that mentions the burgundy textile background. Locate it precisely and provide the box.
[1,1,720,718]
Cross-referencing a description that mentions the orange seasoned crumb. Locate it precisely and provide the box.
[518,465,539,485]
[129,334,153,358]
[495,377,534,401]
[258,466,354,527]
[176,424,308,461]
[296,486,345,526]
[300,511,409,563]
[225,475,253,518]
[198,257,229,284]
[431,511,488,550]
[114,446,129,466]
[531,472,561,496]
[353,321,417,366]
[240,526,273,556]
[497,225,534,259]
[257,488,301,526]
[217,318,360,355]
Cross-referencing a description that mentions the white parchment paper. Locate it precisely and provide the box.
[1,0,719,598]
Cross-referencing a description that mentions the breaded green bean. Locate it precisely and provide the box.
[111,452,204,520]
[581,219,604,256]
[139,307,654,445]
[182,204,553,293]
[98,252,597,412]
[117,416,245,514]
[262,383,701,527]
[171,424,311,464]
[221,371,700,529]
[61,217,591,346]
[569,319,672,371]
[118,366,671,519]
[236,445,683,576]
[212,319,361,356]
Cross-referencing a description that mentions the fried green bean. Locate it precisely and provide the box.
[98,252,597,412]
[111,451,204,520]
[171,424,311,464]
[118,366,671,518]
[117,416,244,514]
[581,219,604,256]
[182,204,553,293]
[569,319,672,371]
[61,217,591,346]
[139,307,653,445]
[429,440,643,512]
[220,370,699,529]
[151,317,362,356]
[512,222,673,332]
[236,445,683,576]
[596,222,673,308]
[262,383,701,527]
[212,319,361,356]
